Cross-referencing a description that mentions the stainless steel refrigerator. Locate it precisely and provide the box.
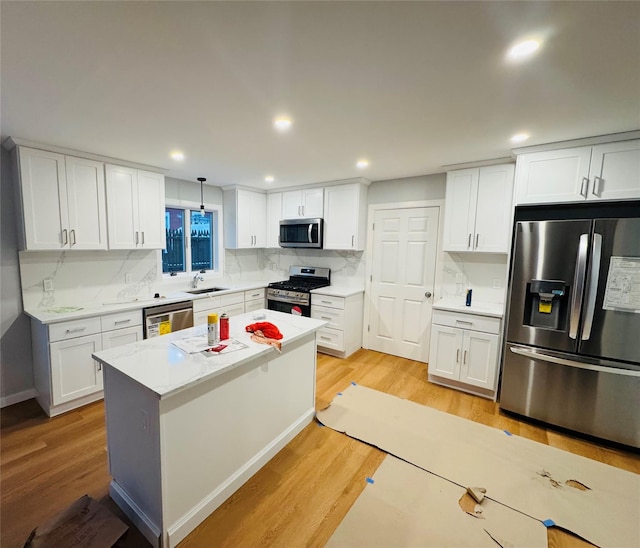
[500,202,640,448]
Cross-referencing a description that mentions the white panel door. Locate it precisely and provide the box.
[19,147,68,250]
[281,190,303,219]
[102,326,143,349]
[50,334,103,405]
[459,331,499,389]
[266,192,282,248]
[368,207,439,362]
[588,140,640,201]
[65,156,107,249]
[251,191,267,247]
[323,184,360,250]
[105,164,139,249]
[428,325,463,380]
[302,188,324,218]
[137,170,166,249]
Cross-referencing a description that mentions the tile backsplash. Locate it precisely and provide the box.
[440,252,508,303]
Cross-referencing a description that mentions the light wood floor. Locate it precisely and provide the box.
[1,349,638,548]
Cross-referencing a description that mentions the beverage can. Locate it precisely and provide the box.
[207,313,219,345]
[220,313,229,340]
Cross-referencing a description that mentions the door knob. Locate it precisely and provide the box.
[424,291,432,298]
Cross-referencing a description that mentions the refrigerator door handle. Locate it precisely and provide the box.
[509,346,640,377]
[569,234,589,340]
[581,233,602,341]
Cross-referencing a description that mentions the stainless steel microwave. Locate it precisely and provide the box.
[279,218,324,248]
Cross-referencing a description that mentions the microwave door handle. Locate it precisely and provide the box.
[569,234,589,340]
[308,223,313,243]
[581,233,602,341]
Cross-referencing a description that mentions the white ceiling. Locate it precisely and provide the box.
[2,1,639,190]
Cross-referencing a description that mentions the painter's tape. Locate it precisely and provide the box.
[542,519,556,528]
[351,381,357,386]
[503,430,513,436]
[366,477,374,484]
[337,392,343,396]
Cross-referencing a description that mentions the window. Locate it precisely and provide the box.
[162,203,222,276]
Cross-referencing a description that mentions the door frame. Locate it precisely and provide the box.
[362,199,446,351]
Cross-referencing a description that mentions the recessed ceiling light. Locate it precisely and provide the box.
[170,150,185,161]
[265,175,275,183]
[356,159,369,169]
[273,116,292,132]
[507,39,541,60]
[511,133,530,143]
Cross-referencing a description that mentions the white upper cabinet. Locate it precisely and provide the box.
[105,164,165,250]
[16,147,107,250]
[323,183,368,250]
[281,188,324,219]
[443,164,514,253]
[223,188,267,249]
[266,192,282,248]
[514,140,640,205]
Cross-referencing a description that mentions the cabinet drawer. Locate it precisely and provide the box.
[312,305,344,330]
[432,310,501,335]
[244,288,265,301]
[244,298,264,313]
[101,310,142,331]
[193,296,221,314]
[220,291,244,307]
[311,294,345,309]
[49,317,102,342]
[317,327,344,351]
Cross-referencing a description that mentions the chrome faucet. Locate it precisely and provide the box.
[192,274,204,288]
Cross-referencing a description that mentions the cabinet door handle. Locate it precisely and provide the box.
[62,229,68,245]
[321,300,332,304]
[468,233,472,249]
[65,327,85,334]
[70,229,76,245]
[592,176,602,196]
[301,205,305,216]
[455,319,473,325]
[463,350,468,364]
[320,335,331,341]
[352,235,355,247]
[475,234,479,249]
[320,315,332,320]
[456,349,460,363]
[580,177,589,197]
[135,231,139,245]
[97,362,102,372]
[114,319,131,325]
[141,231,145,245]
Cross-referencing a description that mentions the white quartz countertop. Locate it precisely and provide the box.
[310,285,364,298]
[24,280,270,324]
[92,309,327,399]
[432,297,505,318]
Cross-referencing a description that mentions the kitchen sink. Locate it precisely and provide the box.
[186,287,228,295]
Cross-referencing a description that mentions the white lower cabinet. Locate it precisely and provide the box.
[193,289,265,326]
[32,309,142,416]
[311,291,364,358]
[244,288,265,313]
[428,309,501,399]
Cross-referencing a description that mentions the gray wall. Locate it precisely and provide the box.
[0,147,34,404]
[368,173,446,204]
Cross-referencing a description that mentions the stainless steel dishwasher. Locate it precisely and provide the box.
[143,301,194,338]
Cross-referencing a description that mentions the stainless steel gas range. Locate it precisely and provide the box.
[266,266,331,316]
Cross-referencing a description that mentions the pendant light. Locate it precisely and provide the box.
[197,177,206,216]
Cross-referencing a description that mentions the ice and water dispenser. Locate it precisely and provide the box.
[522,279,569,330]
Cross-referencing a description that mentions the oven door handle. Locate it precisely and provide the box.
[509,346,640,377]
[308,223,313,243]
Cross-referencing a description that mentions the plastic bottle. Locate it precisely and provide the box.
[207,313,219,345]
[465,288,473,306]
[220,313,229,340]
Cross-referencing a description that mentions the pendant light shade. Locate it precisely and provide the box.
[197,177,206,216]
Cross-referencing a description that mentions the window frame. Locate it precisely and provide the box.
[161,199,224,280]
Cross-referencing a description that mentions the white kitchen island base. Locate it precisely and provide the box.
[95,311,325,548]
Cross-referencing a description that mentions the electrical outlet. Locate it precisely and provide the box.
[492,278,502,289]
[125,272,132,284]
[43,278,53,291]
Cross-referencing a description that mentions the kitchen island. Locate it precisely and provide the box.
[92,310,326,548]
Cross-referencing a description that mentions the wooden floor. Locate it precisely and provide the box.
[1,349,638,548]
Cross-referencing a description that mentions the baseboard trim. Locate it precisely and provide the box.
[110,480,161,548]
[0,388,37,408]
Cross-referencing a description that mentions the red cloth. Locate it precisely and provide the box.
[245,321,283,340]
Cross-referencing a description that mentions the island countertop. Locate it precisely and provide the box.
[92,309,326,399]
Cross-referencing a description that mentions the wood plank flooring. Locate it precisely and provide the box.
[1,349,638,547]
